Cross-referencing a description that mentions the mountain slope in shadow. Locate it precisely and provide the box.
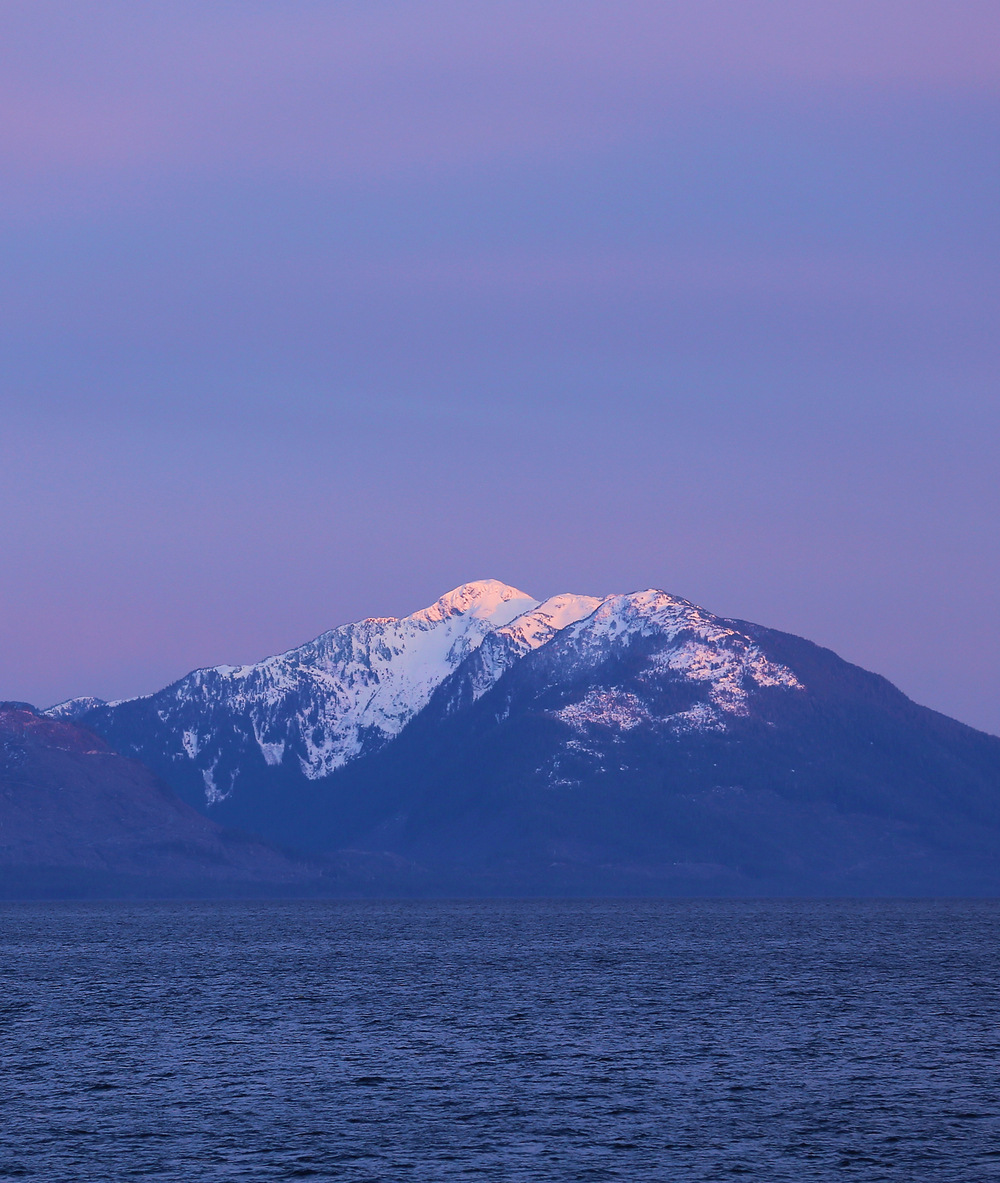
[0,703,327,897]
[280,614,1000,896]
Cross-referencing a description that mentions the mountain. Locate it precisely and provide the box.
[0,702,322,897]
[48,581,597,815]
[307,592,1000,894]
[46,582,1000,895]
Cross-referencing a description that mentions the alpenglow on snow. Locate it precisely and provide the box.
[47,579,803,806]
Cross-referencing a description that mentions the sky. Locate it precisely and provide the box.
[1,0,999,733]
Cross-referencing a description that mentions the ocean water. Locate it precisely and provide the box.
[1,899,998,1182]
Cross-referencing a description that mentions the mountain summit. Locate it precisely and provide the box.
[47,581,1000,894]
[47,581,594,802]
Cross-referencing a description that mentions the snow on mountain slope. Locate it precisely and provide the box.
[34,583,1000,896]
[233,578,539,779]
[500,593,605,653]
[46,696,107,720]
[43,582,804,813]
[540,590,804,735]
[431,592,606,710]
[48,581,540,800]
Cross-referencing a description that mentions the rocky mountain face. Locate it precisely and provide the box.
[312,602,1000,894]
[44,581,1000,895]
[48,582,598,812]
[0,703,321,896]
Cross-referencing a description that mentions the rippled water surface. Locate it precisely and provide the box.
[2,899,999,1181]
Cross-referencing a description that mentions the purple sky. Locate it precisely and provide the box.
[2,1,999,733]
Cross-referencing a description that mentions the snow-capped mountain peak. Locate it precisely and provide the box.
[426,592,607,713]
[43,581,801,814]
[564,589,710,643]
[45,696,108,721]
[410,579,539,627]
[497,592,605,654]
[46,581,549,800]
[543,588,804,737]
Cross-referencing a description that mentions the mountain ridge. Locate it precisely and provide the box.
[48,580,554,802]
[39,580,1000,895]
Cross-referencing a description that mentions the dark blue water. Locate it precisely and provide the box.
[1,899,998,1181]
